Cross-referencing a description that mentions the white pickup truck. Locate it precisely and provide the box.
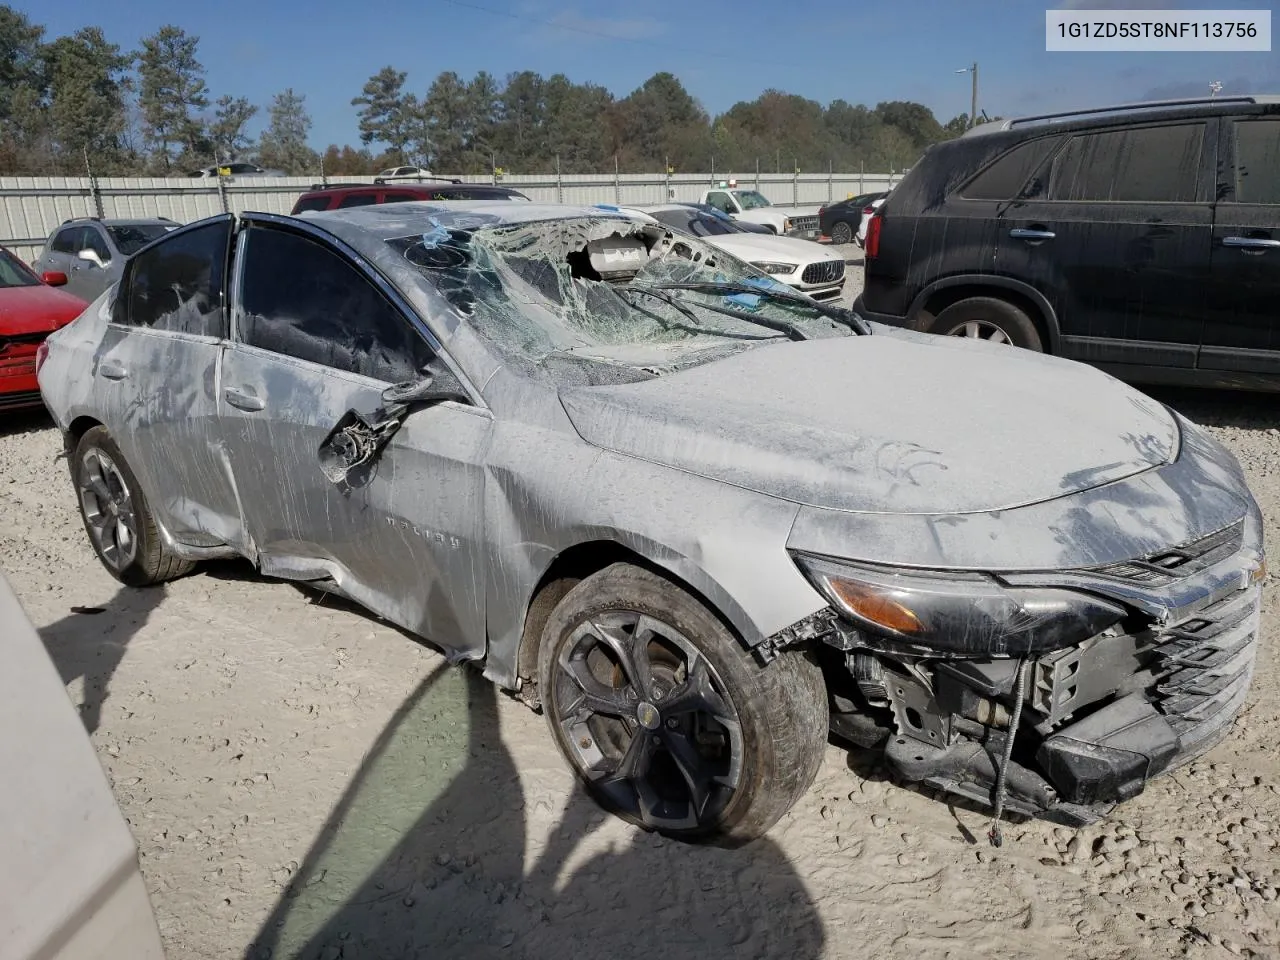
[698,185,824,239]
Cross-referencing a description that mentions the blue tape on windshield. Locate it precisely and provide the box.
[420,217,450,248]
[593,204,620,212]
[725,292,763,310]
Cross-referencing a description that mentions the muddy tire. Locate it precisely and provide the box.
[72,426,194,586]
[929,296,1043,351]
[829,220,854,245]
[538,562,828,846]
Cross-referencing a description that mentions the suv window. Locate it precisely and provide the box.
[960,137,1061,200]
[49,227,82,254]
[294,196,332,213]
[119,220,230,336]
[1233,119,1280,205]
[337,192,378,208]
[383,192,421,203]
[1049,123,1204,203]
[238,227,435,382]
[706,192,731,213]
[83,227,110,260]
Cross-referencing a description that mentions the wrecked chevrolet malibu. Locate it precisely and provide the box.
[37,201,1264,844]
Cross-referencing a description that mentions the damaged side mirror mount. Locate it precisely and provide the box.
[318,364,471,489]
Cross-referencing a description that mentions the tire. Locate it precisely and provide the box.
[928,296,1043,351]
[72,426,194,586]
[538,562,828,845]
[829,220,853,245]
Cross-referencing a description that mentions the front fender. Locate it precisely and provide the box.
[906,274,1062,353]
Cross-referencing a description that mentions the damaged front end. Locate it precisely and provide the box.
[777,519,1265,827]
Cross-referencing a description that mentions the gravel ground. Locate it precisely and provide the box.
[5,267,1280,959]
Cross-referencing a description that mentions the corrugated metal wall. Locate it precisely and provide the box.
[0,171,899,264]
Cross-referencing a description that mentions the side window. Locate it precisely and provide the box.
[49,228,78,254]
[706,192,730,213]
[337,192,378,208]
[123,219,230,337]
[960,137,1061,200]
[238,227,435,382]
[383,192,420,203]
[1049,124,1204,203]
[293,196,331,213]
[84,228,110,260]
[1233,119,1280,204]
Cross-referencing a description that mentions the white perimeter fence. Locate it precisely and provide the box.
[0,170,901,263]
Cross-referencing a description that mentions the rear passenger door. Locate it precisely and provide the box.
[1003,121,1215,369]
[93,216,245,550]
[219,218,491,657]
[1200,116,1280,375]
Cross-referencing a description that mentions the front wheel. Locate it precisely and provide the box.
[538,563,828,845]
[829,221,853,245]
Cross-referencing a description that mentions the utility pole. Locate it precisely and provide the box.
[956,62,979,128]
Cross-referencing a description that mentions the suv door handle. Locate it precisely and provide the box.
[224,386,266,412]
[99,360,127,381]
[1223,236,1280,250]
[1010,228,1056,241]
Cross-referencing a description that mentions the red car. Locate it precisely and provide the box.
[0,247,87,411]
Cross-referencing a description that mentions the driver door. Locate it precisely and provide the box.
[219,219,492,657]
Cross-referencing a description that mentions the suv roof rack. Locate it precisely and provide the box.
[965,94,1280,136]
[372,175,463,185]
[60,216,101,224]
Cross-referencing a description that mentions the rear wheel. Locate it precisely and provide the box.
[929,296,1043,351]
[829,220,853,245]
[538,563,828,845]
[73,426,194,586]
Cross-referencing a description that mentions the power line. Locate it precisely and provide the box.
[436,0,741,60]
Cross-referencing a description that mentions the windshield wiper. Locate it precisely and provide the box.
[642,281,871,335]
[628,283,812,341]
[614,286,779,341]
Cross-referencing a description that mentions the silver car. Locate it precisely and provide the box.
[32,218,177,303]
[38,202,1265,844]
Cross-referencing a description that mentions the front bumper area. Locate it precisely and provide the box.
[804,516,1264,825]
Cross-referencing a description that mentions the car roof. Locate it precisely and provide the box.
[964,93,1280,138]
[298,182,517,198]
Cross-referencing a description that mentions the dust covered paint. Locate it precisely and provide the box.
[36,200,1268,838]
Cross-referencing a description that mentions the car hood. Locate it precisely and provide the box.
[0,284,88,335]
[704,233,842,265]
[558,332,1179,515]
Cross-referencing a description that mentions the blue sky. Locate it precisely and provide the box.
[16,0,1280,150]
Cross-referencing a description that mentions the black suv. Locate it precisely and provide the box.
[854,96,1280,390]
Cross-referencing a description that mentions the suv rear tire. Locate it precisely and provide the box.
[928,296,1043,351]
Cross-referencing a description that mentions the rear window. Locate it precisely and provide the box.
[107,223,171,256]
[337,193,379,208]
[959,137,1060,200]
[1233,118,1280,205]
[293,196,332,213]
[1048,123,1204,203]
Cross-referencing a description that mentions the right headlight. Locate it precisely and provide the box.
[792,553,1126,656]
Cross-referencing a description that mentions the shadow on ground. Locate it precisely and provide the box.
[0,407,53,438]
[1144,386,1280,430]
[247,664,826,960]
[38,584,167,733]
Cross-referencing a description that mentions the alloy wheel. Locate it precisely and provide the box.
[78,448,139,571]
[830,221,853,245]
[945,319,1012,344]
[551,611,743,831]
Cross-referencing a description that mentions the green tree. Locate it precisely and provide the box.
[0,6,49,171]
[418,71,469,170]
[494,70,546,169]
[352,66,416,163]
[45,28,132,171]
[258,88,316,174]
[210,94,258,161]
[136,25,209,170]
[321,143,375,175]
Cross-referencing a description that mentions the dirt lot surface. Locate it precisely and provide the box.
[4,265,1280,960]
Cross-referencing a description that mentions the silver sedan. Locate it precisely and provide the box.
[38,201,1265,844]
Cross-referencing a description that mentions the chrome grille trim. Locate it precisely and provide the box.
[801,260,845,285]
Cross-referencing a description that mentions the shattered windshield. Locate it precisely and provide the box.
[108,224,173,256]
[384,214,855,378]
[734,191,773,210]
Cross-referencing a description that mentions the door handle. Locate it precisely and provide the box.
[224,386,266,412]
[1223,236,1280,250]
[99,360,127,381]
[1010,228,1056,241]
